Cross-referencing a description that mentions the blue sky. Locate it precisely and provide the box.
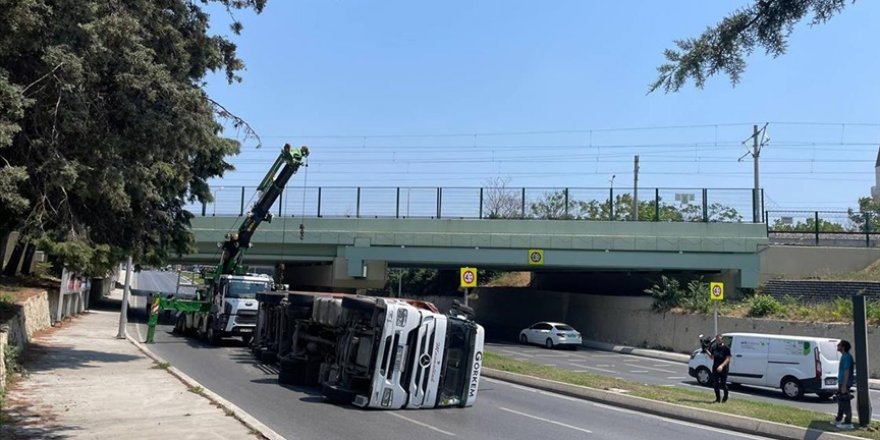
[200,1,880,218]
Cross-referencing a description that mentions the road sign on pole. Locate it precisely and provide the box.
[460,267,477,289]
[709,282,724,301]
[528,249,544,266]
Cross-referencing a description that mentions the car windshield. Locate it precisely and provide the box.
[555,325,575,331]
[226,280,269,299]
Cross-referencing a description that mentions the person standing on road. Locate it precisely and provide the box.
[833,340,855,430]
[707,334,731,403]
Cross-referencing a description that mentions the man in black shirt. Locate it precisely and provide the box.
[707,334,732,403]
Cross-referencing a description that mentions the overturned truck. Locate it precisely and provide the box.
[252,291,485,409]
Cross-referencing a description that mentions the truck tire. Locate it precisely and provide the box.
[341,296,376,314]
[261,350,278,364]
[279,356,308,386]
[253,346,265,360]
[322,383,358,405]
[203,319,220,345]
[172,314,185,335]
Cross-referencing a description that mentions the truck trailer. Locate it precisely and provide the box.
[252,291,485,409]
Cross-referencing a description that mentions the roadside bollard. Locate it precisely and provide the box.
[146,293,160,344]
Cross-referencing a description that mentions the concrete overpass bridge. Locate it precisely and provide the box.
[176,185,767,290]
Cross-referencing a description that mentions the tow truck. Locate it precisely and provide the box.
[150,144,309,345]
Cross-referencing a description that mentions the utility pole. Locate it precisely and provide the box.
[633,155,640,221]
[116,255,133,339]
[740,124,769,223]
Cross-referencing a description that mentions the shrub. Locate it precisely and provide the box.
[682,279,712,313]
[747,295,783,317]
[646,276,684,312]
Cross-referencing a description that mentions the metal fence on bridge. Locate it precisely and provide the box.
[766,210,880,248]
[189,186,763,223]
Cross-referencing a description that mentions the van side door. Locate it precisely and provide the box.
[729,336,769,384]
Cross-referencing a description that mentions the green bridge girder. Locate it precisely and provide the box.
[184,217,767,288]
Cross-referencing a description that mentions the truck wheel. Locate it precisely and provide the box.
[172,314,185,335]
[279,356,308,386]
[322,383,358,405]
[204,320,219,345]
[261,350,278,364]
[695,367,711,386]
[781,377,804,399]
[341,297,376,314]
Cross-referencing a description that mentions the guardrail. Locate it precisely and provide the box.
[766,210,879,247]
[189,186,764,223]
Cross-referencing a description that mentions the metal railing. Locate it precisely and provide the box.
[189,186,764,223]
[766,210,879,247]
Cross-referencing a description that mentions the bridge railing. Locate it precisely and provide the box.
[190,186,763,223]
[766,210,879,247]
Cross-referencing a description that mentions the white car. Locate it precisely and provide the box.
[519,322,583,349]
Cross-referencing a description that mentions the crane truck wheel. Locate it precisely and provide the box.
[278,356,309,386]
[261,350,278,364]
[203,319,220,345]
[172,314,185,335]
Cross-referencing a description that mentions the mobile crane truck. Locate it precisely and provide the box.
[251,291,485,409]
[156,144,309,345]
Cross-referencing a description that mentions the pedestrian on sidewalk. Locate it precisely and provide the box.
[833,339,855,430]
[707,334,731,403]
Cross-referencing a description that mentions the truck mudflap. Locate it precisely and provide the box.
[465,325,485,407]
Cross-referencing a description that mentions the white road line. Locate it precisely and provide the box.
[388,412,456,436]
[629,370,649,374]
[624,363,675,373]
[572,370,589,373]
[596,364,612,368]
[667,376,688,380]
[498,407,592,434]
[580,365,618,374]
[590,402,769,439]
[536,354,570,358]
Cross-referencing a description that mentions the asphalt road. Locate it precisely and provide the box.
[487,340,880,417]
[126,270,772,440]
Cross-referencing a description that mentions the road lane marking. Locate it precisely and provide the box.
[499,407,592,434]
[388,412,456,436]
[499,350,534,358]
[629,370,649,374]
[667,376,687,380]
[590,402,768,439]
[624,363,675,373]
[579,365,618,374]
[536,353,570,358]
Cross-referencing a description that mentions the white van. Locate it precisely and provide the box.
[687,333,840,399]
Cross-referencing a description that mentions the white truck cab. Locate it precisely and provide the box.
[688,332,841,399]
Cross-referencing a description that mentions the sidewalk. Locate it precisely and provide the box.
[582,339,880,390]
[1,292,258,439]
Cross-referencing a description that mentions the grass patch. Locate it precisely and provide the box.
[187,385,204,396]
[484,352,880,438]
[152,361,171,370]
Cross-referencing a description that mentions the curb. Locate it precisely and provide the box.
[482,367,864,440]
[125,333,287,440]
[581,339,880,391]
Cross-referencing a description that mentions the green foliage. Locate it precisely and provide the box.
[772,217,846,232]
[652,0,850,92]
[0,0,266,275]
[645,275,684,312]
[682,279,712,313]
[4,344,23,379]
[747,295,783,317]
[848,197,880,233]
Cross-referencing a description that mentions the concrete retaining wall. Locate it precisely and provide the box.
[472,288,880,378]
[760,246,880,282]
[0,290,52,390]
